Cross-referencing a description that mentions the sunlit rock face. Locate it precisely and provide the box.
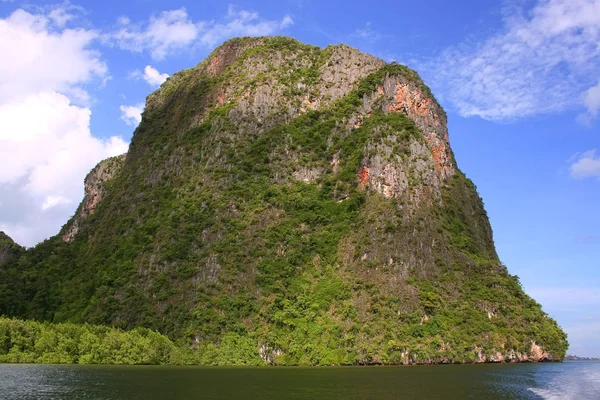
[62,154,126,243]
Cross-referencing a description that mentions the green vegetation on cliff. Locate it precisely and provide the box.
[0,232,23,267]
[0,37,567,365]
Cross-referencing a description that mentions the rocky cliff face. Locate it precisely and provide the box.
[355,74,454,205]
[0,232,22,267]
[61,155,126,243]
[144,40,385,134]
[0,37,567,365]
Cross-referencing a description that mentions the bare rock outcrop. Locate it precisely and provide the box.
[355,74,455,203]
[62,154,126,242]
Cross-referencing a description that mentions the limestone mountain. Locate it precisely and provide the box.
[0,37,567,365]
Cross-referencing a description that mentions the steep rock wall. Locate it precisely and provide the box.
[61,154,126,242]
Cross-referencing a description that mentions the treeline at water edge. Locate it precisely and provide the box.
[0,317,264,365]
[1,315,567,365]
[0,318,177,364]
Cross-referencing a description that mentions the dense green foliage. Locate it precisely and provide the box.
[0,37,567,365]
[0,317,266,366]
[0,232,23,268]
[0,317,176,364]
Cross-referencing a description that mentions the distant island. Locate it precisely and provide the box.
[565,355,600,361]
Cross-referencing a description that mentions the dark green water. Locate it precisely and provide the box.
[0,361,598,399]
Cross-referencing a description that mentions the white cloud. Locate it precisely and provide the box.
[0,6,128,247]
[110,8,198,61]
[116,15,130,26]
[143,65,169,87]
[0,7,107,104]
[281,15,294,29]
[577,81,600,125]
[47,3,85,28]
[120,103,144,126]
[0,92,128,247]
[431,0,600,121]
[127,69,142,80]
[197,5,293,48]
[100,75,112,88]
[41,195,71,211]
[351,22,382,42]
[108,6,293,60]
[570,149,600,180]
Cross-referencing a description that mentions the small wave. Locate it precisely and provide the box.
[528,387,568,400]
[528,363,600,400]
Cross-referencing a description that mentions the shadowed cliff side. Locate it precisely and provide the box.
[0,232,23,267]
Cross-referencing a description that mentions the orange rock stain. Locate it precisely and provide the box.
[358,166,370,186]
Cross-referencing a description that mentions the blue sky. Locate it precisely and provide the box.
[0,0,598,356]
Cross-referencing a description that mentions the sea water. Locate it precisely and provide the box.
[0,361,598,399]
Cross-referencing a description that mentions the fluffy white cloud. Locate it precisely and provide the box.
[119,104,144,126]
[47,3,84,28]
[577,81,600,126]
[110,8,198,61]
[143,65,169,87]
[570,149,600,180]
[0,93,128,247]
[431,0,600,121]
[197,5,293,48]
[108,6,293,60]
[0,6,128,247]
[0,8,106,104]
[583,83,600,117]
